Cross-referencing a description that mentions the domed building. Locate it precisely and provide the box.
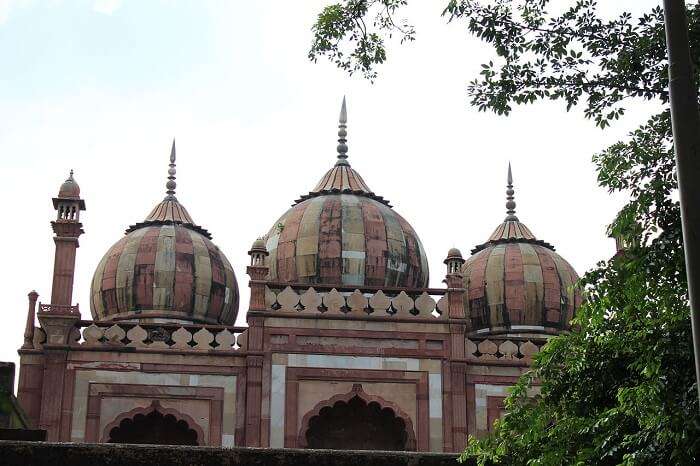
[263,98,429,289]
[462,164,581,336]
[90,141,239,325]
[16,99,584,453]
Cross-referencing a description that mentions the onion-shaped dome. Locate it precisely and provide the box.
[445,247,463,262]
[58,170,81,199]
[264,98,429,288]
[462,165,581,336]
[250,237,267,253]
[90,141,239,325]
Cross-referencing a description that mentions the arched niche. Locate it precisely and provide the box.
[298,384,417,451]
[102,400,203,446]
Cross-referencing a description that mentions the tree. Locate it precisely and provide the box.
[310,1,700,464]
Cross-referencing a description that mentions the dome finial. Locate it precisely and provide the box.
[505,162,518,221]
[166,139,177,199]
[336,96,349,166]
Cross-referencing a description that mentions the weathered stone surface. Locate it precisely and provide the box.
[192,328,214,350]
[299,287,322,313]
[90,222,240,326]
[265,286,277,309]
[215,329,236,350]
[347,290,368,315]
[323,289,345,313]
[264,193,430,289]
[414,292,436,316]
[170,327,192,349]
[498,340,519,360]
[277,286,299,312]
[391,291,414,316]
[103,325,126,345]
[368,290,390,314]
[82,325,103,346]
[477,339,498,359]
[465,338,478,358]
[126,326,148,347]
[0,441,462,466]
[520,340,540,359]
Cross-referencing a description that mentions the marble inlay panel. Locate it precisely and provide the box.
[71,369,236,446]
[270,353,443,451]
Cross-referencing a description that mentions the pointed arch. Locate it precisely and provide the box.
[101,400,204,445]
[297,384,417,451]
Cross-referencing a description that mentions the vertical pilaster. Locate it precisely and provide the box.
[450,361,468,451]
[36,310,79,441]
[244,315,265,446]
[445,263,468,452]
[16,352,44,428]
[38,349,69,440]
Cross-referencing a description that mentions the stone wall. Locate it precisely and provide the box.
[0,441,464,466]
[0,363,29,429]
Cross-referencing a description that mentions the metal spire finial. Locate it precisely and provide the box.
[505,162,518,221]
[166,139,177,198]
[336,96,349,166]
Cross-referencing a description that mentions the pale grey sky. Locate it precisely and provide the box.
[0,0,662,369]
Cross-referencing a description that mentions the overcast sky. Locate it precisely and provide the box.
[0,0,663,369]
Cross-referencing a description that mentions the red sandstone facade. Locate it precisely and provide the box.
[15,102,580,452]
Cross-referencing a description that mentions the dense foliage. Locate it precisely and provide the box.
[311,1,700,464]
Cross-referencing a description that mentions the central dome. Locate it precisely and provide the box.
[263,99,429,288]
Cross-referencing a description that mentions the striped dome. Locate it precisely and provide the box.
[462,166,581,335]
[91,224,238,325]
[89,142,239,324]
[463,230,581,335]
[264,98,429,288]
[265,193,428,288]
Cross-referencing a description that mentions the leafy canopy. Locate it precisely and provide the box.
[311,1,700,464]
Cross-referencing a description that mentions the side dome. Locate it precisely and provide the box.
[90,141,239,325]
[462,165,581,336]
[263,98,429,288]
[58,170,81,198]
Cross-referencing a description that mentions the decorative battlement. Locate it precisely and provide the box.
[32,320,248,352]
[261,283,448,319]
[466,337,545,362]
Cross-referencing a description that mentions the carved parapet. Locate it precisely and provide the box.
[262,283,449,320]
[38,303,80,316]
[76,321,246,352]
[465,337,546,363]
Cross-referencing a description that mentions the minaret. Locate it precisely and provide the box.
[505,162,518,221]
[49,170,86,310]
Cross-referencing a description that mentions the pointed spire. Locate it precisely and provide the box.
[336,96,349,166]
[166,139,177,199]
[505,162,518,221]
